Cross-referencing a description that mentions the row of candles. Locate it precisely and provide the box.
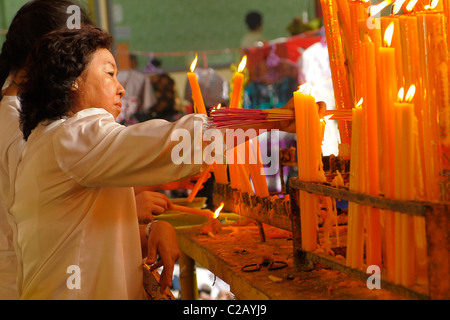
[186,53,270,211]
[316,0,450,288]
[184,0,448,289]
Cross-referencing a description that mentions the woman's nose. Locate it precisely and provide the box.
[118,82,126,98]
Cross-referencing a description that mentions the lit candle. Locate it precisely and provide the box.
[378,22,398,199]
[171,202,224,219]
[399,4,426,200]
[378,23,398,282]
[293,88,320,252]
[346,100,365,269]
[187,53,207,115]
[229,55,247,109]
[380,6,404,89]
[394,86,416,287]
[362,37,382,268]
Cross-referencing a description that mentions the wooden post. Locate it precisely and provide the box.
[290,189,314,272]
[425,204,450,300]
[179,252,198,300]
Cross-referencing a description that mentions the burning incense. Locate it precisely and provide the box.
[209,107,351,129]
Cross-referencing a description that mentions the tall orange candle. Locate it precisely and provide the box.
[361,38,382,268]
[349,0,368,101]
[378,23,398,281]
[187,53,207,115]
[320,0,353,145]
[294,89,320,252]
[399,10,426,200]
[346,100,365,269]
[381,14,404,89]
[229,56,247,109]
[417,8,447,202]
[394,86,416,287]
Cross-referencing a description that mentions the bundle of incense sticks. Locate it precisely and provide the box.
[209,107,352,129]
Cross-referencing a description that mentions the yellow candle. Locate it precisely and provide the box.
[320,0,353,145]
[346,102,365,269]
[378,24,398,281]
[378,23,398,199]
[444,0,450,49]
[294,89,319,252]
[394,86,416,287]
[187,54,207,115]
[362,38,382,268]
[399,12,426,200]
[381,16,404,89]
[349,0,368,101]
[171,204,215,218]
[417,9,447,202]
[187,165,213,203]
[229,56,247,109]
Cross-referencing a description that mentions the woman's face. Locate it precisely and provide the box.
[74,48,125,119]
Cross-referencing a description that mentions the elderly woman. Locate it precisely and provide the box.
[12,26,209,300]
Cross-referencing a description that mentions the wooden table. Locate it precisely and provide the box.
[176,223,408,300]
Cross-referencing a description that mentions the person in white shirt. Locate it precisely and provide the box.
[11,26,211,300]
[0,0,188,299]
[240,11,265,48]
[0,0,96,300]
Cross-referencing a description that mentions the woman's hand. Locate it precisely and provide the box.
[135,191,171,223]
[277,98,327,133]
[145,221,181,293]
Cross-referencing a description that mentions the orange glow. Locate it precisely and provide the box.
[213,203,224,219]
[190,53,198,72]
[384,22,395,47]
[238,55,247,73]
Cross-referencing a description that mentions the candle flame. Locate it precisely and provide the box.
[213,202,224,219]
[398,87,405,101]
[370,0,393,16]
[356,98,364,109]
[238,55,247,73]
[384,22,395,47]
[424,0,439,10]
[217,103,222,109]
[392,0,406,14]
[405,85,416,102]
[405,0,419,11]
[190,53,198,72]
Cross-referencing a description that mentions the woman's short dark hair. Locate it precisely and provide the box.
[0,0,93,89]
[19,26,113,140]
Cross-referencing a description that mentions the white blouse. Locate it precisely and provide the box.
[0,95,24,300]
[10,108,206,299]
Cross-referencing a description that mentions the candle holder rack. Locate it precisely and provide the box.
[289,178,449,300]
[212,176,448,300]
